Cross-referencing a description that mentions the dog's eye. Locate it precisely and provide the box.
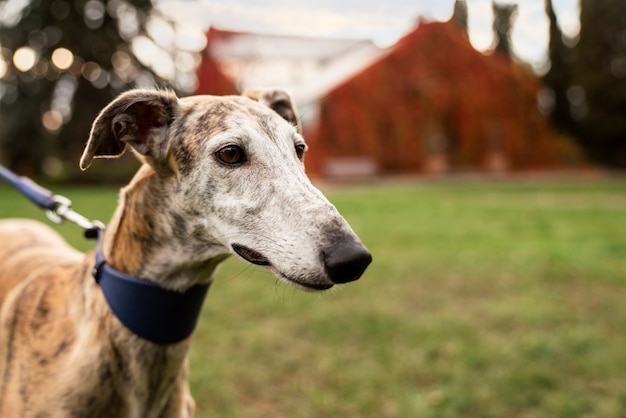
[216,145,246,166]
[295,143,306,160]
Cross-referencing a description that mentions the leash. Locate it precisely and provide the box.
[0,164,103,234]
[0,164,210,344]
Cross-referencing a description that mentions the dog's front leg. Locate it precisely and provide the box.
[159,360,196,418]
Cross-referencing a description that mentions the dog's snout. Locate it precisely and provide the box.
[322,241,372,284]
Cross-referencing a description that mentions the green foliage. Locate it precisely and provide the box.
[1,179,625,417]
[0,0,164,176]
[543,0,626,167]
[576,0,626,166]
[491,1,518,58]
[452,0,468,35]
[543,0,576,135]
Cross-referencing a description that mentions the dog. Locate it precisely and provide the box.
[0,88,371,417]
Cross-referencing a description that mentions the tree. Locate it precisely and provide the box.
[0,0,191,178]
[575,0,626,166]
[452,0,469,37]
[542,0,576,135]
[491,1,518,58]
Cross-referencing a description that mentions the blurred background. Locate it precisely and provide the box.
[1,1,626,417]
[0,0,625,180]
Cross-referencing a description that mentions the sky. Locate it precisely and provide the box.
[156,0,581,72]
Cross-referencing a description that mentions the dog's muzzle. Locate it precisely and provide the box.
[232,239,372,289]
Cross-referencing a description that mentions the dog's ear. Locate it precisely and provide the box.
[242,88,302,134]
[80,89,180,171]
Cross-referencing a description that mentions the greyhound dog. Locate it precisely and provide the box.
[0,88,371,417]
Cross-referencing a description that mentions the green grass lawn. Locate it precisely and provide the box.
[1,178,625,417]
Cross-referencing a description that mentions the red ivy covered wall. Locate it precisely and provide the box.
[196,29,239,96]
[304,20,572,176]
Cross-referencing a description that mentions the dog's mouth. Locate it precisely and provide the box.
[278,274,334,292]
[231,244,334,291]
[232,244,271,266]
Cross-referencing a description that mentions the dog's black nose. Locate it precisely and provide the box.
[322,241,372,284]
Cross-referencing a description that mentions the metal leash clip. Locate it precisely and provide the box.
[46,194,105,234]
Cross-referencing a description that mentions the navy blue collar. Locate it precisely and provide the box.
[91,230,211,344]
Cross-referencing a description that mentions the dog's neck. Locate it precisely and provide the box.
[103,164,229,291]
[89,164,213,415]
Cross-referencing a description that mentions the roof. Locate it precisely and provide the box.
[201,27,384,108]
[206,28,378,61]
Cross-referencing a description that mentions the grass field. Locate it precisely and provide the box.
[1,178,625,417]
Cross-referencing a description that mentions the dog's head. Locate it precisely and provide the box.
[80,88,371,291]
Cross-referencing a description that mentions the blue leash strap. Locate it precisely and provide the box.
[0,164,58,211]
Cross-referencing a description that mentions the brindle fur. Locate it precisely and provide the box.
[0,89,370,417]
